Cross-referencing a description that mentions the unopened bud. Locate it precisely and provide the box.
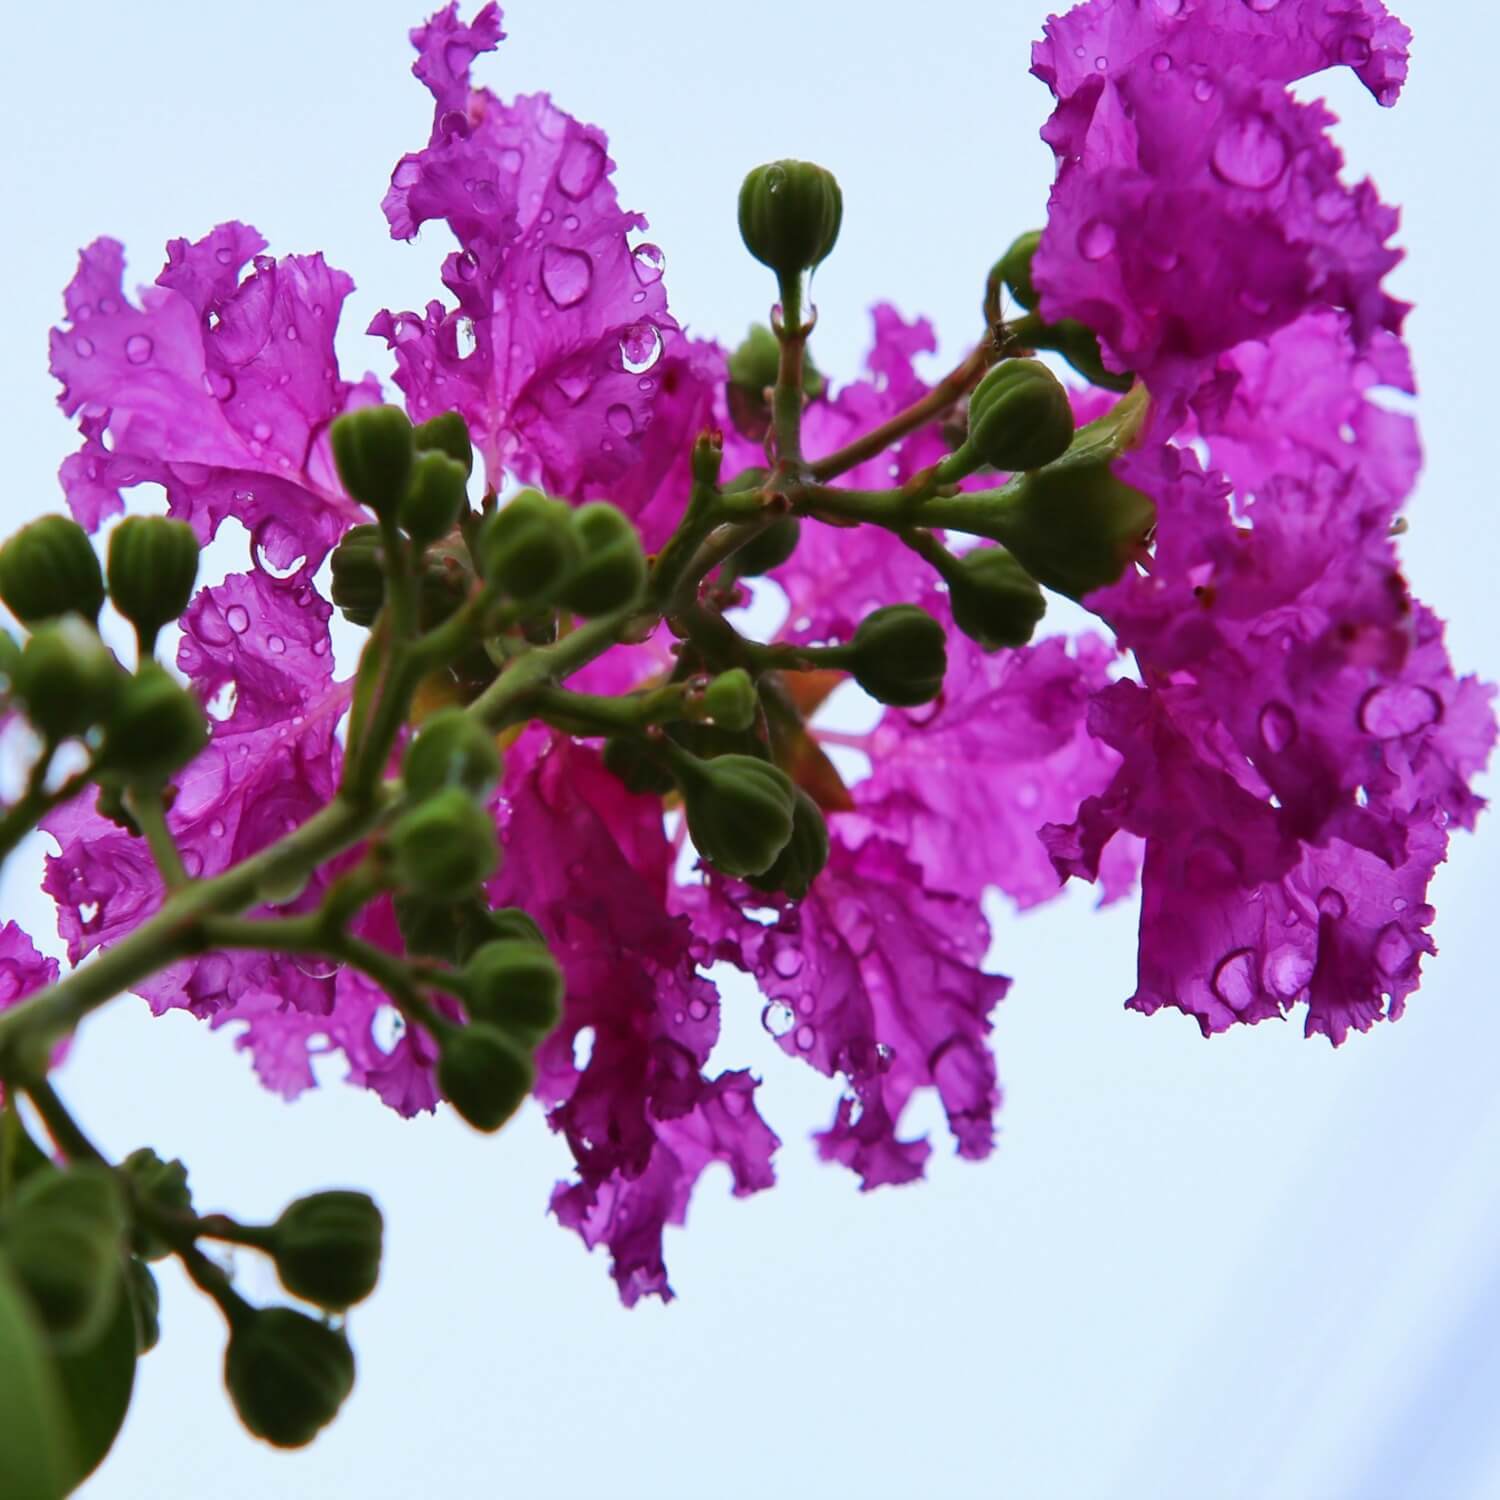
[399,450,469,548]
[701,669,758,732]
[691,430,724,489]
[329,525,386,627]
[849,605,947,707]
[486,907,546,947]
[412,410,473,475]
[947,547,1046,651]
[676,752,796,879]
[13,616,120,741]
[996,230,1043,313]
[745,787,828,900]
[106,516,199,648]
[463,939,564,1043]
[121,1149,193,1262]
[738,160,843,280]
[387,787,499,895]
[224,1306,355,1448]
[330,405,415,520]
[437,1024,534,1132]
[402,709,501,800]
[963,359,1075,474]
[479,490,578,603]
[268,1191,383,1311]
[558,502,645,616]
[732,515,801,576]
[99,664,208,780]
[0,514,105,625]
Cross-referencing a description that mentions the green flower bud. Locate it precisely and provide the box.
[601,735,674,796]
[463,939,564,1043]
[947,547,1047,651]
[1046,319,1134,394]
[997,230,1043,312]
[399,450,469,548]
[557,502,646,616]
[479,490,579,603]
[402,708,502,801]
[677,752,796,879]
[690,429,723,488]
[125,1257,160,1355]
[411,410,473,475]
[437,1024,534,1133]
[106,516,199,647]
[745,787,829,900]
[393,893,501,964]
[965,359,1075,473]
[0,514,105,625]
[486,907,546,946]
[849,605,947,707]
[387,787,500,896]
[3,1165,126,1350]
[224,1306,355,1449]
[328,525,386,627]
[701,668,758,732]
[726,327,825,437]
[268,1191,383,1311]
[330,404,415,520]
[738,160,843,279]
[120,1149,193,1262]
[98,663,208,780]
[732,515,801,577]
[12,616,121,740]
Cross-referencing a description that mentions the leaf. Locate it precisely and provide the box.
[51,1262,139,1490]
[0,1258,71,1500]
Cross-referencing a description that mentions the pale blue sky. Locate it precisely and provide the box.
[3,2,1498,1496]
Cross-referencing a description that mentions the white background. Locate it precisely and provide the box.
[2,1,1498,1495]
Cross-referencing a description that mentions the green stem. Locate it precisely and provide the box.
[529,684,689,737]
[126,785,190,892]
[23,1077,105,1165]
[771,273,807,474]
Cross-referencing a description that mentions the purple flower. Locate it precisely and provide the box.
[50,226,379,573]
[0,923,63,1100]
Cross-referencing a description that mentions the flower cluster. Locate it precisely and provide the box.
[17,0,1490,1319]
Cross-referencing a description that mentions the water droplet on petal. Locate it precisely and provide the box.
[794,1023,816,1052]
[556,136,606,199]
[1358,684,1442,738]
[771,947,803,979]
[1340,35,1372,66]
[1152,52,1173,72]
[125,334,153,364]
[1316,887,1347,920]
[1374,922,1419,979]
[1258,701,1298,753]
[632,243,665,284]
[762,1001,795,1039]
[226,605,250,634]
[1265,945,1312,998]
[1154,0,1184,13]
[554,371,593,404]
[1242,0,1280,11]
[687,996,711,1022]
[204,370,236,401]
[1078,218,1117,260]
[252,421,272,443]
[1193,77,1217,103]
[605,403,634,437]
[455,250,479,282]
[267,635,285,655]
[1212,113,1289,190]
[1210,948,1259,1012]
[618,321,663,375]
[540,245,593,308]
[74,336,94,357]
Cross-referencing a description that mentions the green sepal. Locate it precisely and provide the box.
[848,605,947,707]
[223,1306,355,1449]
[329,525,386,627]
[0,515,105,626]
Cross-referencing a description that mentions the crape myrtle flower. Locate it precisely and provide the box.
[1031,2,1496,1040]
[50,224,381,574]
[0,922,63,1101]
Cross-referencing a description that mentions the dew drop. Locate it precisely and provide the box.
[455,249,479,281]
[1094,55,1108,71]
[1242,0,1281,11]
[556,136,606,199]
[687,996,711,1022]
[252,421,272,443]
[631,243,666,285]
[267,634,286,655]
[125,333,153,364]
[74,336,94,358]
[204,370,236,401]
[1358,684,1442,738]
[1152,52,1173,72]
[794,1023,816,1052]
[1265,945,1312,999]
[554,371,593,404]
[771,947,803,979]
[762,1001,795,1039]
[1193,77,1217,103]
[1211,113,1289,190]
[209,819,226,838]
[293,953,342,981]
[618,321,663,375]
[605,403,634,437]
[540,245,593,308]
[1078,218,1117,260]
[1210,948,1259,1012]
[1258,701,1298,753]
[1316,887,1347,920]
[215,245,237,266]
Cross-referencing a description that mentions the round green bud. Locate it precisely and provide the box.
[106,516,199,644]
[602,735,674,796]
[3,1165,126,1350]
[966,359,1075,473]
[437,1024,534,1133]
[557,502,646,616]
[849,605,947,707]
[125,1257,161,1355]
[947,547,1047,651]
[463,939,564,1043]
[387,787,500,896]
[120,1149,193,1262]
[486,907,546,947]
[399,450,469,548]
[393,893,501,964]
[733,516,801,577]
[330,404,415,520]
[745,787,829,900]
[328,525,386,627]
[690,429,724,489]
[224,1306,355,1449]
[479,490,579,604]
[12,616,121,741]
[738,160,843,279]
[412,410,473,475]
[402,708,502,801]
[0,514,105,625]
[997,230,1043,312]
[269,1191,383,1311]
[98,663,208,780]
[701,669,759,733]
[1050,319,1134,394]
[678,752,796,879]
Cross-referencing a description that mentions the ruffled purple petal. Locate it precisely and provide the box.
[0,923,63,1100]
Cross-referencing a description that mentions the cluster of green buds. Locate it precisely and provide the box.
[0,514,207,797]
